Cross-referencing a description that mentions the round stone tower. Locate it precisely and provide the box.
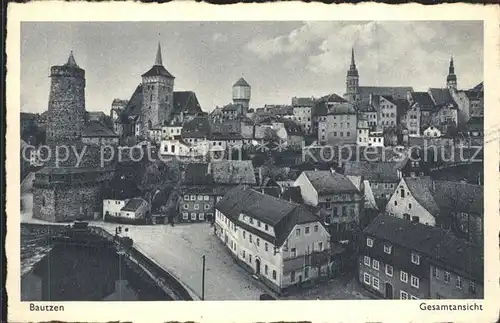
[46,51,86,145]
[232,77,251,114]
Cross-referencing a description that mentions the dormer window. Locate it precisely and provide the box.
[411,252,420,265]
[366,237,373,247]
[384,244,392,254]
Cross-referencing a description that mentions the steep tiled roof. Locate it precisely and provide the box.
[121,198,147,212]
[82,121,118,138]
[344,161,399,183]
[181,116,211,138]
[210,160,256,185]
[216,186,322,246]
[173,91,202,115]
[233,78,250,87]
[282,119,303,134]
[355,100,375,112]
[302,170,360,195]
[327,102,357,115]
[428,88,456,106]
[411,92,434,108]
[471,82,483,93]
[358,86,413,101]
[123,85,144,118]
[365,214,483,281]
[404,178,483,217]
[183,163,213,185]
[141,65,175,78]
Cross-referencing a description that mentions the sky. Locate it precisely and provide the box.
[21,21,483,114]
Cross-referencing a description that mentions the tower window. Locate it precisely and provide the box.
[150,94,153,101]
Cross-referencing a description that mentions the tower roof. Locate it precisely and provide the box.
[347,48,359,77]
[141,42,175,78]
[64,51,79,68]
[154,42,163,66]
[233,78,250,87]
[447,56,457,81]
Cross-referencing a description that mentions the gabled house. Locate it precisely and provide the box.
[293,169,363,242]
[406,91,435,135]
[385,177,483,246]
[360,215,483,299]
[215,186,331,293]
[343,161,400,207]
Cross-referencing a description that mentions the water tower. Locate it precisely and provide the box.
[232,77,251,114]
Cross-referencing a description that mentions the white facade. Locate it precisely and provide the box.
[368,133,384,147]
[103,198,148,220]
[292,172,319,206]
[215,207,330,291]
[385,178,436,226]
[82,136,119,146]
[159,139,209,157]
[423,126,442,138]
[161,125,183,139]
[357,120,370,146]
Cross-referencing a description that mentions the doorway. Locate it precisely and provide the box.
[385,282,393,299]
[255,258,261,275]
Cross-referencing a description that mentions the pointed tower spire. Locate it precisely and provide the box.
[154,42,163,66]
[66,51,78,67]
[351,48,356,67]
[449,56,455,74]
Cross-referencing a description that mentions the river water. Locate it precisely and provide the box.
[21,231,173,301]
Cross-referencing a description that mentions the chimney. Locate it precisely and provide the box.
[369,93,373,105]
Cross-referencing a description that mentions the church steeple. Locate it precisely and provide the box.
[446,56,457,90]
[154,42,163,66]
[344,48,360,102]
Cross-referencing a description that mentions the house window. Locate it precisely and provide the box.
[296,228,301,236]
[242,250,246,259]
[372,259,380,270]
[256,238,260,246]
[363,273,371,285]
[304,267,309,278]
[291,271,296,282]
[433,267,440,279]
[190,195,196,201]
[411,275,419,288]
[183,204,189,210]
[400,291,408,300]
[411,216,420,223]
[372,277,380,290]
[257,221,261,227]
[384,244,392,254]
[411,253,420,265]
[314,225,318,232]
[249,218,254,224]
[184,195,189,200]
[291,248,297,258]
[394,201,398,206]
[204,195,209,201]
[249,234,253,243]
[456,276,462,289]
[366,238,373,247]
[318,242,323,251]
[265,224,269,231]
[204,204,210,210]
[197,195,203,201]
[305,227,310,234]
[243,231,246,239]
[272,270,276,280]
[265,265,268,275]
[401,271,408,283]
[194,204,199,210]
[249,254,252,263]
[182,212,188,220]
[385,265,393,277]
[364,256,370,266]
[265,243,268,251]
[191,213,196,220]
[199,213,204,220]
[400,189,405,198]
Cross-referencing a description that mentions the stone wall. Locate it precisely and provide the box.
[33,183,103,222]
[46,66,86,145]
